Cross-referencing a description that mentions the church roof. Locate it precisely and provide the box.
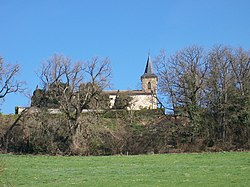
[104,90,152,95]
[141,54,157,79]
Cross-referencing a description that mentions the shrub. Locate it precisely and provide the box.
[113,91,132,109]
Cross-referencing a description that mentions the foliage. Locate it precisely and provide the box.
[1,46,249,156]
[31,86,111,110]
[1,107,248,156]
[155,45,250,143]
[31,88,60,108]
[34,54,112,149]
[113,91,132,109]
[0,152,249,186]
[85,91,111,110]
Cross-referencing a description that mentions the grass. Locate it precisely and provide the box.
[0,152,249,186]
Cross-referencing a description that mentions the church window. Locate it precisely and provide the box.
[148,82,151,89]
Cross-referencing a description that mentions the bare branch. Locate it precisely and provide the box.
[0,57,25,100]
[36,54,112,135]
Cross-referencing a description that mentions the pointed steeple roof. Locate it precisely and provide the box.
[141,53,157,79]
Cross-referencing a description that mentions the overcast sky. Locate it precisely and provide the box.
[0,0,250,114]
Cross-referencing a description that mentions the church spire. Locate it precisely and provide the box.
[141,53,157,78]
[141,53,158,92]
[144,52,154,75]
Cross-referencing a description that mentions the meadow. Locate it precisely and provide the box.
[0,152,249,186]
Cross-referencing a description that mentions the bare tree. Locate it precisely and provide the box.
[0,56,24,101]
[38,54,111,137]
[229,48,250,96]
[155,46,208,132]
[205,46,250,141]
[154,49,178,113]
[205,46,232,140]
[0,56,26,151]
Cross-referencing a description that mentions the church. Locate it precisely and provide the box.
[105,55,158,110]
[15,55,158,114]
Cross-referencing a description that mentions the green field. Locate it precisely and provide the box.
[0,152,249,186]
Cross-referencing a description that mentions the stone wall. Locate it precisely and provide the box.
[141,77,158,93]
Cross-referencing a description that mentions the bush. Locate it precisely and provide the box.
[0,109,249,156]
[113,91,132,109]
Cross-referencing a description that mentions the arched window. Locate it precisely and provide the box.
[148,82,151,90]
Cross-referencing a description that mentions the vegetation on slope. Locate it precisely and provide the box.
[0,108,249,155]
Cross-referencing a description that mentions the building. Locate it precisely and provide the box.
[15,54,158,114]
[105,54,158,110]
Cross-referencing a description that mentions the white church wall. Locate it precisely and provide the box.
[131,94,157,110]
[108,94,157,110]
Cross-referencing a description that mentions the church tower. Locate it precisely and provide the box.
[141,54,158,93]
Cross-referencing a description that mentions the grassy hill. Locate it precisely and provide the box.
[0,152,249,186]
